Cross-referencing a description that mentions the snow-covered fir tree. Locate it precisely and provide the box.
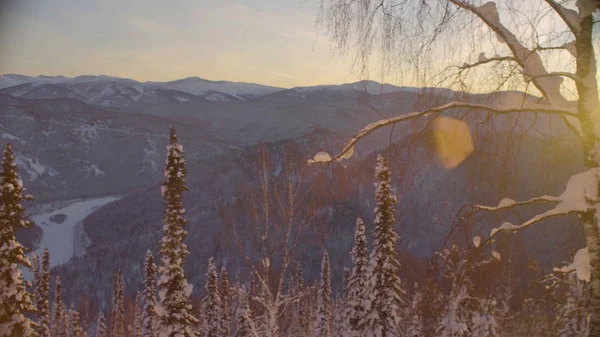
[558,273,590,337]
[233,285,256,337]
[68,307,84,337]
[0,143,37,337]
[133,292,143,337]
[156,125,198,337]
[405,284,423,337]
[204,257,222,337]
[95,312,108,337]
[51,276,66,337]
[143,250,157,337]
[111,271,125,337]
[362,155,404,337]
[436,245,477,337]
[37,249,51,337]
[333,267,351,336]
[314,251,332,337]
[344,217,369,337]
[220,267,231,337]
[32,253,41,307]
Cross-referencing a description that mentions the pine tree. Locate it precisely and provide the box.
[51,276,66,337]
[37,250,51,337]
[362,155,404,337]
[156,126,198,337]
[0,143,37,337]
[134,292,143,337]
[233,286,255,337]
[143,250,157,337]
[204,257,221,337]
[95,312,108,337]
[68,307,83,337]
[314,251,332,337]
[345,217,369,337]
[220,267,231,337]
[111,271,125,337]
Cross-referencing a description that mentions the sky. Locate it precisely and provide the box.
[0,0,366,88]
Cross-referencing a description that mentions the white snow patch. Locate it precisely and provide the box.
[555,247,590,282]
[473,236,482,248]
[173,96,189,102]
[14,154,57,180]
[308,151,332,164]
[491,250,501,261]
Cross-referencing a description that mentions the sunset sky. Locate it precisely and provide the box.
[0,0,370,88]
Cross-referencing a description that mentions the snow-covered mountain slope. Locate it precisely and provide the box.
[0,93,229,201]
[154,76,282,100]
[0,74,283,104]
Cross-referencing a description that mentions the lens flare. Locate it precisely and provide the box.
[433,116,474,169]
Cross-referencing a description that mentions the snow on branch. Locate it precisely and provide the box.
[474,195,561,211]
[554,247,591,282]
[449,0,570,106]
[309,101,577,163]
[488,167,600,237]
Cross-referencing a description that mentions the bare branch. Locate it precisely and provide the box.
[474,195,561,211]
[458,55,516,70]
[543,0,581,34]
[448,0,570,106]
[318,101,577,162]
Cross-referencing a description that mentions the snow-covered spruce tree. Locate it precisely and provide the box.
[0,143,37,337]
[220,267,231,337]
[361,155,404,337]
[316,0,600,332]
[68,307,84,337]
[51,276,66,337]
[233,286,256,337]
[333,267,351,336]
[156,125,197,337]
[204,257,222,337]
[95,312,108,337]
[134,292,143,337]
[314,251,332,337]
[37,249,50,337]
[143,250,157,337]
[111,271,126,337]
[344,217,369,337]
[405,284,423,337]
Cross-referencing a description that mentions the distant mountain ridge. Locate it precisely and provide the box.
[0,74,414,106]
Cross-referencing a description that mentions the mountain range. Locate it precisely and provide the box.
[0,73,582,306]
